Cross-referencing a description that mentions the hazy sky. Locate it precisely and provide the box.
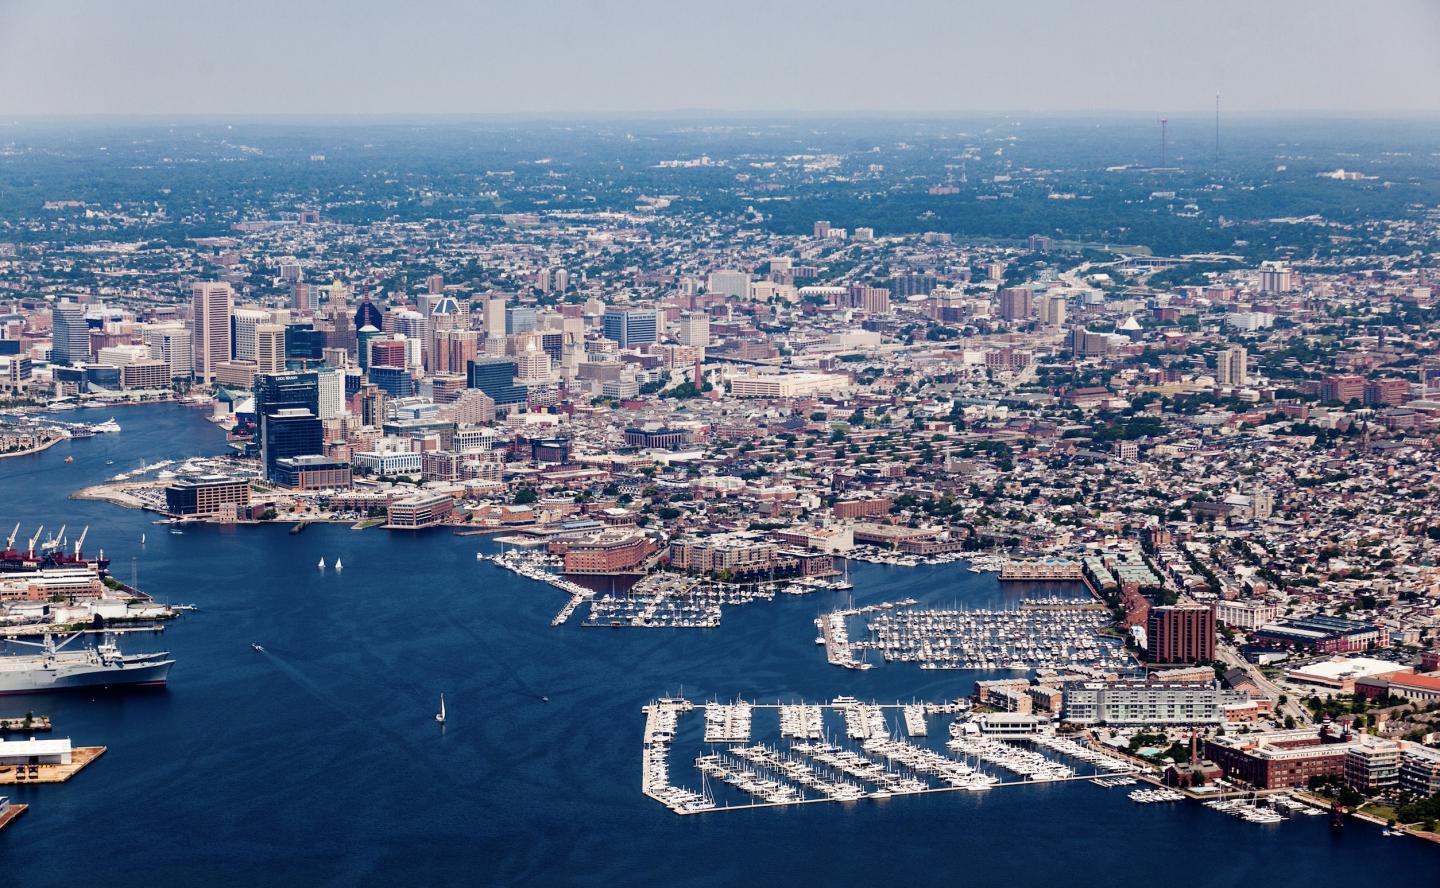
[2,0,1438,116]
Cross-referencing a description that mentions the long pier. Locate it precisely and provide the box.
[641,700,1143,816]
[680,772,1109,815]
[551,591,592,626]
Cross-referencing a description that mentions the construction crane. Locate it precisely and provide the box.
[74,526,90,561]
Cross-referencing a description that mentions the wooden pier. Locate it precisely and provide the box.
[0,746,105,785]
[0,802,28,832]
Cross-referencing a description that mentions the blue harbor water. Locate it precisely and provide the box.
[1,404,1437,886]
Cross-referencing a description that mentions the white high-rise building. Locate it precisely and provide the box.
[255,324,287,374]
[231,308,270,362]
[50,301,90,365]
[707,270,751,299]
[484,296,507,354]
[191,281,234,383]
[676,311,710,347]
[145,323,194,378]
[316,368,345,420]
[515,338,552,384]
[1217,346,1248,387]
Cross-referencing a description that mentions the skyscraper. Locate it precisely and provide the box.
[1039,295,1068,327]
[997,287,1033,322]
[1217,346,1248,387]
[602,308,658,348]
[676,311,710,347]
[290,282,315,314]
[315,368,345,421]
[50,301,90,365]
[484,295,507,353]
[353,298,382,331]
[256,324,287,374]
[255,371,321,479]
[231,308,269,362]
[505,306,538,335]
[466,357,528,408]
[192,282,234,383]
[707,271,751,299]
[1146,606,1216,664]
[144,323,193,378]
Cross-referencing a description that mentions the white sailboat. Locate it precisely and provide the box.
[318,557,326,570]
[435,693,446,723]
[140,533,146,545]
[334,557,344,572]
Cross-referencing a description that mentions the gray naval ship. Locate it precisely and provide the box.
[0,633,173,694]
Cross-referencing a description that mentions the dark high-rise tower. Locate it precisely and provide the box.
[353,298,382,331]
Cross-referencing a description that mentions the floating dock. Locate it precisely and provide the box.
[0,801,27,832]
[0,716,51,733]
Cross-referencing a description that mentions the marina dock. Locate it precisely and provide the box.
[821,599,1127,672]
[0,745,105,785]
[640,698,1148,817]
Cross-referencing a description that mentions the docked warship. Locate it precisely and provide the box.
[0,633,173,694]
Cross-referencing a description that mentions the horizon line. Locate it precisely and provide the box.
[2,109,1440,123]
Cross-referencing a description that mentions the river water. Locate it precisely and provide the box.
[1,404,1435,885]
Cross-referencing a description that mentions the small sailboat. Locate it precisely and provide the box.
[318,557,326,570]
[435,693,446,724]
[251,642,265,653]
[334,557,343,572]
[140,533,146,545]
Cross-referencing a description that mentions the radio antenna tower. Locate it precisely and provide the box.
[1159,117,1168,168]
[1214,92,1221,171]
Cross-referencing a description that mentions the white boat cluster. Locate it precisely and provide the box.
[1093,776,1139,788]
[587,574,846,629]
[1204,794,1319,824]
[642,698,716,814]
[1129,788,1186,804]
[902,704,927,737]
[703,700,753,743]
[946,727,1076,782]
[841,702,889,740]
[695,753,804,805]
[861,737,999,791]
[816,611,871,670]
[486,550,593,598]
[1031,735,1140,774]
[730,745,865,801]
[788,742,928,798]
[587,595,720,628]
[779,704,824,739]
[845,547,971,568]
[861,605,1128,671]
[966,554,1010,573]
